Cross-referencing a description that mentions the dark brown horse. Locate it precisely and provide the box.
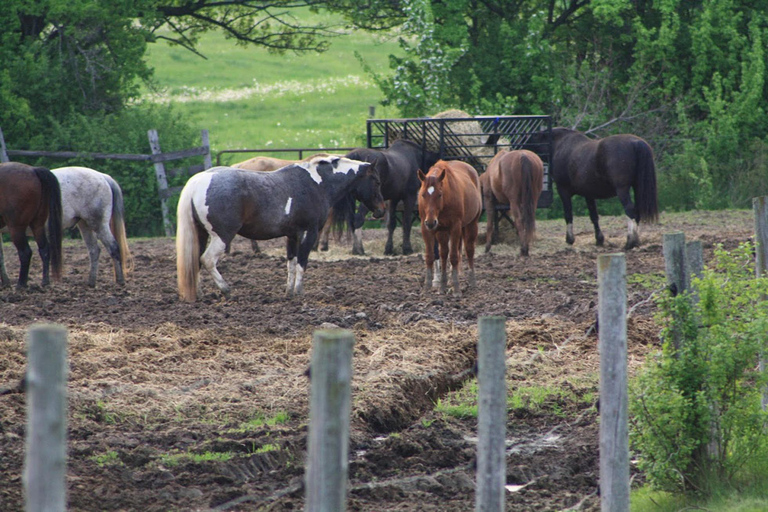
[0,162,63,288]
[418,160,482,297]
[527,127,658,249]
[480,149,544,256]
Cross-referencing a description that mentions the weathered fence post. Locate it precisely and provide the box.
[663,232,687,350]
[24,324,68,512]
[597,254,628,512]
[0,126,9,162]
[201,129,212,170]
[305,329,354,512]
[476,316,507,512]
[754,197,768,410]
[147,129,174,237]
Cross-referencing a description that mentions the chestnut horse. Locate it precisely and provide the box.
[418,160,482,297]
[0,162,63,288]
[480,149,544,256]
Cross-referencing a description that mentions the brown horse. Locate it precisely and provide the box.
[418,160,482,297]
[0,162,63,288]
[480,149,544,256]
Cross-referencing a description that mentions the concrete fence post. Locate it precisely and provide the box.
[24,324,68,512]
[597,254,629,512]
[305,329,355,512]
[475,316,507,512]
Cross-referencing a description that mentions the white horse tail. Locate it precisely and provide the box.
[176,182,201,302]
[105,175,134,277]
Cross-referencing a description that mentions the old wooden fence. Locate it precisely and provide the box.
[0,127,212,237]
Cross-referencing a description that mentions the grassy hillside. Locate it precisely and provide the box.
[142,11,403,164]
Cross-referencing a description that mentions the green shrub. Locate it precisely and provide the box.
[630,242,768,495]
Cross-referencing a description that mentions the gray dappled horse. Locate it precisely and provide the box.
[52,167,133,287]
[176,156,385,301]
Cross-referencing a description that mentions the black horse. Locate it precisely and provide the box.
[528,127,658,249]
[331,139,441,255]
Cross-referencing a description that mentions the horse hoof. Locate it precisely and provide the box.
[384,248,395,256]
[320,243,329,252]
[520,247,529,257]
[402,247,413,256]
[625,238,639,250]
[352,247,365,256]
[566,235,575,245]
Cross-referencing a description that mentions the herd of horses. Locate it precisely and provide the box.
[0,127,659,301]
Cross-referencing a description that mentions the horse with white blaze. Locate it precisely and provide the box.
[176,156,385,302]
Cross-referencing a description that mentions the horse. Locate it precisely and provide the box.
[232,153,342,253]
[51,167,133,287]
[176,156,385,301]
[0,162,63,288]
[418,160,482,297]
[336,139,442,256]
[480,149,544,256]
[527,127,658,249]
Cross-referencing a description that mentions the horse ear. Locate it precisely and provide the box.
[418,169,426,182]
[438,168,446,182]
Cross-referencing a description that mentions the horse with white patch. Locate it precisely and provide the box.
[176,156,385,301]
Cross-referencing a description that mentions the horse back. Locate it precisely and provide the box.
[442,160,482,224]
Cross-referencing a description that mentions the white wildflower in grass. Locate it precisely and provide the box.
[141,75,373,104]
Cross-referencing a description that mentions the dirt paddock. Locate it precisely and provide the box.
[0,209,754,511]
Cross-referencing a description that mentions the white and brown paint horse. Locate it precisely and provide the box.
[176,156,385,301]
[52,167,133,287]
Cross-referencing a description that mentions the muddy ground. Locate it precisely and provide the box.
[0,209,755,511]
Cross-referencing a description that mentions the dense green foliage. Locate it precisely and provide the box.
[350,0,768,211]
[630,243,768,495]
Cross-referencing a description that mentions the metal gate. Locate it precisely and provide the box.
[366,115,553,209]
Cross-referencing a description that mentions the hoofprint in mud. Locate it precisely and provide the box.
[0,210,753,511]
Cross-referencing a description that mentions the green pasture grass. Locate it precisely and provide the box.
[143,10,404,154]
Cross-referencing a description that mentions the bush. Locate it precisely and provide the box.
[630,242,768,495]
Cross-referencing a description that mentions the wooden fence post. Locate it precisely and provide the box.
[754,197,768,410]
[147,129,174,237]
[305,329,354,512]
[476,316,507,512]
[201,129,212,170]
[0,126,9,162]
[663,232,687,351]
[597,254,628,512]
[24,324,68,512]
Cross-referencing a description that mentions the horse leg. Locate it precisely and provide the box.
[200,235,231,297]
[30,224,52,287]
[437,231,451,295]
[464,222,478,290]
[352,204,368,255]
[92,220,127,286]
[251,239,261,254]
[285,235,299,297]
[10,228,34,288]
[617,187,640,250]
[0,237,10,288]
[585,198,605,246]
[78,225,102,287]
[421,228,436,292]
[483,192,495,253]
[559,189,576,245]
[294,228,318,295]
[401,197,416,255]
[384,199,397,255]
[318,213,332,252]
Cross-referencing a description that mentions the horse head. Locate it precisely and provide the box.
[352,162,386,219]
[418,165,447,231]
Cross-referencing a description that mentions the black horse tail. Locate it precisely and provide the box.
[34,167,63,281]
[518,154,538,255]
[330,194,358,240]
[634,140,659,224]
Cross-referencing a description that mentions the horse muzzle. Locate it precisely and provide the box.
[424,219,438,231]
[371,203,386,219]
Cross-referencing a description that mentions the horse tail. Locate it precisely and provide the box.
[634,140,659,223]
[330,194,356,240]
[517,154,538,253]
[106,175,134,277]
[176,182,200,302]
[35,167,63,281]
